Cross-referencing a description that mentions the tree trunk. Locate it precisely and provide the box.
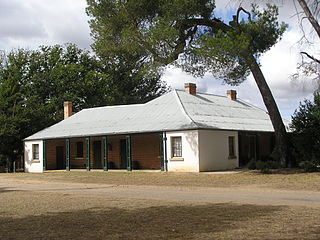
[297,0,320,39]
[247,54,289,166]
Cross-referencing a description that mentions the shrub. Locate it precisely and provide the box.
[291,93,320,166]
[247,159,256,170]
[256,161,272,174]
[299,159,320,172]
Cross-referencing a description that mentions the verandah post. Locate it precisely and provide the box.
[86,137,90,171]
[43,140,46,171]
[66,139,70,171]
[103,136,108,171]
[126,135,132,171]
[159,133,165,171]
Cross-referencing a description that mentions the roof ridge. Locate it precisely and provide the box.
[175,89,227,98]
[174,90,199,128]
[83,103,144,111]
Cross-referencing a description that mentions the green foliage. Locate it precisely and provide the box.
[291,93,320,169]
[255,161,272,174]
[299,159,320,172]
[86,1,287,84]
[246,159,280,173]
[247,159,257,170]
[0,44,167,164]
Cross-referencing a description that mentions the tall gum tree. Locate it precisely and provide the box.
[87,1,289,164]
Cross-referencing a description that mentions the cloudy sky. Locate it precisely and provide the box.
[0,0,319,119]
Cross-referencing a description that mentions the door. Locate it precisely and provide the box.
[120,139,127,169]
[248,135,257,161]
[93,141,102,169]
[56,146,65,169]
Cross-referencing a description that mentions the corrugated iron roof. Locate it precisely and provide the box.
[25,90,286,141]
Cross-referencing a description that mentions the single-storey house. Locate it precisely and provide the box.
[24,83,284,173]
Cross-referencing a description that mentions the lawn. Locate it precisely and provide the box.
[0,190,319,240]
[1,170,320,191]
[0,171,320,239]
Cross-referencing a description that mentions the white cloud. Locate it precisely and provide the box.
[0,0,92,51]
[0,0,318,119]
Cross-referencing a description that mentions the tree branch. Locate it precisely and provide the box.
[297,0,320,39]
[301,51,320,64]
[235,7,252,24]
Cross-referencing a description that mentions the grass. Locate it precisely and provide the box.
[1,170,320,191]
[1,171,320,239]
[0,190,319,240]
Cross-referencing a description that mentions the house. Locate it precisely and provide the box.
[24,83,281,173]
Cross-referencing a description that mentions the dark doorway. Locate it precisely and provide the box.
[249,135,257,161]
[56,146,65,169]
[120,139,127,169]
[239,133,257,166]
[93,141,102,169]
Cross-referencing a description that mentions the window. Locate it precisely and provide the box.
[32,144,39,160]
[171,137,182,157]
[76,141,84,158]
[228,136,235,157]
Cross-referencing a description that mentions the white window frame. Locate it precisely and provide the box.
[171,136,182,158]
[32,144,39,160]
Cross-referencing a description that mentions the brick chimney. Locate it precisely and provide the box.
[184,83,197,95]
[64,101,72,119]
[227,90,237,100]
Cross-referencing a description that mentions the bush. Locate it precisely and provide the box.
[256,161,272,174]
[247,159,280,174]
[291,93,320,166]
[247,159,257,170]
[299,159,320,172]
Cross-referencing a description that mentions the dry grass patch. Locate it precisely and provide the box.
[1,171,320,191]
[0,190,319,240]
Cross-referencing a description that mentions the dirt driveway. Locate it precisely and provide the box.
[1,177,320,207]
[1,173,320,240]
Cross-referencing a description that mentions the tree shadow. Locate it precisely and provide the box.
[0,187,16,194]
[0,203,284,240]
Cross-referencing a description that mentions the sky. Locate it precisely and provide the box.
[0,0,319,120]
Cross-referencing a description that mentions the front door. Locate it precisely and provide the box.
[120,139,127,169]
[248,135,257,161]
[56,146,65,169]
[93,141,102,169]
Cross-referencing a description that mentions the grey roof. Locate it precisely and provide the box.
[25,90,286,141]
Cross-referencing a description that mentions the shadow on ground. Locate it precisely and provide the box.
[0,203,283,240]
[0,187,16,194]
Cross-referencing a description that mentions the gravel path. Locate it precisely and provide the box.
[0,179,320,207]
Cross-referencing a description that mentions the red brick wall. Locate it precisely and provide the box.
[107,137,122,169]
[46,140,65,170]
[132,135,160,169]
[70,138,86,169]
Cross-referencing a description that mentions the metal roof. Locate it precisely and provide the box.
[25,90,285,141]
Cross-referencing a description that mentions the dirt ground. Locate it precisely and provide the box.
[0,171,320,239]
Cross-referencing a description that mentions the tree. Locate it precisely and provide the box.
[87,1,289,165]
[0,44,166,167]
[291,92,320,166]
[295,0,320,89]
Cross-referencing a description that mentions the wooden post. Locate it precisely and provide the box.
[126,135,132,171]
[43,140,46,171]
[66,139,70,171]
[103,136,108,171]
[159,133,165,171]
[86,137,90,171]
